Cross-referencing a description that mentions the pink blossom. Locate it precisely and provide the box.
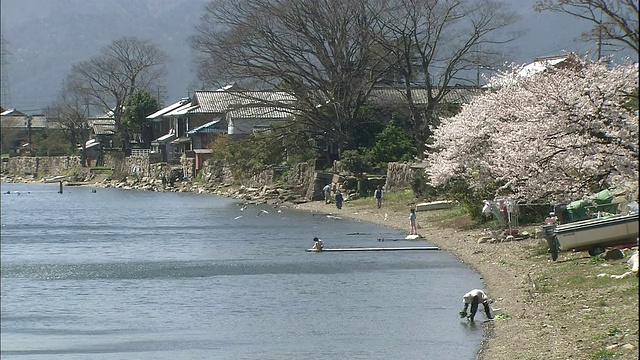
[427,53,638,202]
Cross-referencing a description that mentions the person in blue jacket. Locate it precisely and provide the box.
[335,190,344,210]
[374,185,383,208]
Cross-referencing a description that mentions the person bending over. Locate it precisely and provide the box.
[312,237,324,251]
[459,289,493,321]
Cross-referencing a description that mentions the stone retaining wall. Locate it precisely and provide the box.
[200,159,234,184]
[385,162,421,192]
[2,154,418,201]
[1,156,82,176]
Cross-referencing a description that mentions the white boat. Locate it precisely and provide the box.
[415,200,454,211]
[43,175,67,183]
[543,213,639,260]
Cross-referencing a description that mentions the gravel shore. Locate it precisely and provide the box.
[294,199,639,360]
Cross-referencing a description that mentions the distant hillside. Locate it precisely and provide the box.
[1,0,209,112]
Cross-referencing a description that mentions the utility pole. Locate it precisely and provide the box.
[26,114,32,152]
[1,35,12,109]
[597,12,603,60]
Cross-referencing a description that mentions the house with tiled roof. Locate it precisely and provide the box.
[191,90,295,135]
[87,115,116,148]
[0,108,50,155]
[146,90,295,164]
[142,84,482,166]
[366,85,484,119]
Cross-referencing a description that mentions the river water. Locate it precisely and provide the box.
[1,182,485,359]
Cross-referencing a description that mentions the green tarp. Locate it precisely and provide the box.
[565,189,619,221]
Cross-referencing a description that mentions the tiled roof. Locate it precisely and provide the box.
[227,106,293,119]
[157,87,481,121]
[45,119,67,130]
[192,90,295,113]
[87,118,115,126]
[93,124,116,135]
[367,87,483,106]
[147,98,191,119]
[0,108,25,116]
[0,115,47,128]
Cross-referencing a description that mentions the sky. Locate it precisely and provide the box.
[1,0,636,114]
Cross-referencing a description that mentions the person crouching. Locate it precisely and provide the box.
[312,237,324,251]
[459,289,493,321]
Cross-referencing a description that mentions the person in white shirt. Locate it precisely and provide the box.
[545,212,558,224]
[459,289,493,321]
[323,184,331,204]
[311,237,324,251]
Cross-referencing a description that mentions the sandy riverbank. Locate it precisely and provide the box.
[294,200,639,360]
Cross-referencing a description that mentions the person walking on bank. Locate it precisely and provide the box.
[335,190,344,210]
[323,184,331,204]
[409,208,417,235]
[459,289,493,322]
[374,185,383,208]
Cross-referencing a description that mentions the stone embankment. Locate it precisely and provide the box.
[2,155,420,206]
[0,172,310,206]
[98,175,310,205]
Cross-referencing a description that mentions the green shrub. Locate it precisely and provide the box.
[341,149,373,176]
[369,124,417,165]
[592,348,616,359]
[410,169,438,199]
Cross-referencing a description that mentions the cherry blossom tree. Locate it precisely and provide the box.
[427,53,638,203]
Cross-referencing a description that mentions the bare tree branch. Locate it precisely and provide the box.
[534,0,639,56]
[66,37,167,150]
[45,80,92,165]
[191,0,393,155]
[375,0,521,153]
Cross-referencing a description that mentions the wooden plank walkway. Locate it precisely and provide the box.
[306,246,439,252]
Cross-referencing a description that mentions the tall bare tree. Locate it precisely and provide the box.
[67,37,167,151]
[191,0,393,158]
[534,0,639,57]
[45,80,92,166]
[375,0,520,154]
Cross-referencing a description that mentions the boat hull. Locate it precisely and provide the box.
[554,213,639,252]
[415,201,454,211]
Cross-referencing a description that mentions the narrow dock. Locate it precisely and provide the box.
[306,246,439,252]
